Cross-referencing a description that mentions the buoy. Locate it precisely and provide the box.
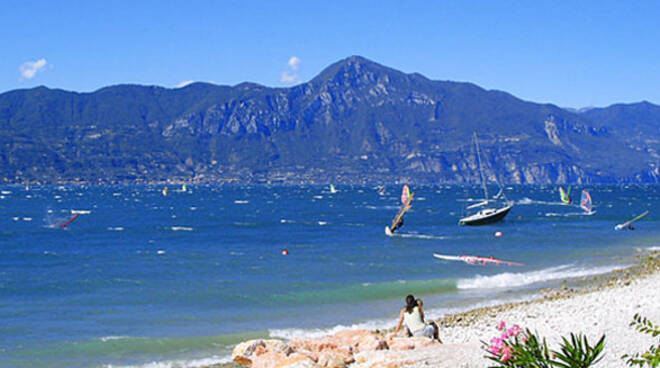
[494,231,503,237]
[282,248,289,256]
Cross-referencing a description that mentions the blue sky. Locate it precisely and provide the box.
[1,0,658,107]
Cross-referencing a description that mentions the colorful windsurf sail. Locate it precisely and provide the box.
[386,185,414,235]
[559,185,572,204]
[401,184,411,205]
[580,190,593,213]
[52,213,79,229]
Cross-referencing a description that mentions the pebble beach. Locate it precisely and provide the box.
[228,252,660,368]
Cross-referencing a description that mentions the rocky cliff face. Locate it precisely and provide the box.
[0,56,658,184]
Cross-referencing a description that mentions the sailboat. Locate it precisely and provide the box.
[579,190,596,215]
[329,184,338,194]
[458,133,513,226]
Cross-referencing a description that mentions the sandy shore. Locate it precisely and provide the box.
[226,252,660,368]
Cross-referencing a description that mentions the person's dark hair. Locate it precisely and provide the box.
[405,294,417,313]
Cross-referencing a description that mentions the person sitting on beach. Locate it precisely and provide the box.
[393,295,441,341]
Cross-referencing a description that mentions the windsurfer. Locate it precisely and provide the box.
[391,218,404,232]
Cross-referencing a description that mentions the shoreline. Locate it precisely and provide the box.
[434,251,660,330]
[223,251,660,367]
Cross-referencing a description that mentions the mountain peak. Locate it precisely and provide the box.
[310,55,407,87]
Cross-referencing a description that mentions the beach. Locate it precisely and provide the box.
[229,252,660,367]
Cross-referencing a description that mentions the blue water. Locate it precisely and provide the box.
[1,184,658,367]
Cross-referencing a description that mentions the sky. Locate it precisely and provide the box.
[1,0,659,108]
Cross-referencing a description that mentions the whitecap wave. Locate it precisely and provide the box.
[103,355,231,368]
[388,232,447,240]
[269,294,539,342]
[108,227,124,231]
[72,209,91,214]
[457,264,626,290]
[171,226,193,231]
[545,212,592,217]
[99,335,130,342]
[234,200,249,204]
[269,318,393,341]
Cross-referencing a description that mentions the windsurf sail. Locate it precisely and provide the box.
[386,185,414,235]
[329,184,338,193]
[401,184,411,205]
[433,253,523,266]
[559,185,572,204]
[580,190,593,213]
[51,213,79,229]
[162,186,168,196]
[615,210,649,231]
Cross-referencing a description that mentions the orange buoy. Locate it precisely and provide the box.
[494,231,503,237]
[282,248,289,256]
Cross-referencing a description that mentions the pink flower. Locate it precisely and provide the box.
[489,344,501,355]
[497,321,506,331]
[522,336,528,344]
[501,332,509,340]
[500,347,513,362]
[512,324,520,336]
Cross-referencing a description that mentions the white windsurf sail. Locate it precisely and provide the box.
[615,210,649,231]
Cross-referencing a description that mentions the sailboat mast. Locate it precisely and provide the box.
[474,132,489,200]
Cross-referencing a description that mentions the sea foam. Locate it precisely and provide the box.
[457,264,626,290]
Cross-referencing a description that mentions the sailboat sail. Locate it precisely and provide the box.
[474,133,488,200]
[458,132,513,226]
[580,190,593,213]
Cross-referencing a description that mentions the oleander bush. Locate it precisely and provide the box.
[483,321,605,368]
[623,313,660,367]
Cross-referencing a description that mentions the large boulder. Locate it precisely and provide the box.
[232,339,294,366]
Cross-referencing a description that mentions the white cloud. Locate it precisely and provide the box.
[19,58,47,80]
[175,80,195,88]
[280,56,302,84]
[280,71,299,84]
[288,56,301,70]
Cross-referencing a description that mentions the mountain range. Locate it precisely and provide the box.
[1,56,659,184]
